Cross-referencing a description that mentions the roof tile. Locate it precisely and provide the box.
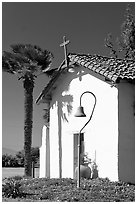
[36,53,135,104]
[68,53,135,82]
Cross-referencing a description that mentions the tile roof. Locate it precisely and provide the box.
[68,53,135,82]
[36,53,135,104]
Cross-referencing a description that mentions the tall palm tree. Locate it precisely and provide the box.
[2,44,53,177]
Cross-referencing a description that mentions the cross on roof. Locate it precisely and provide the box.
[60,36,70,67]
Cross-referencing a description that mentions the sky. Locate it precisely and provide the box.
[2,1,135,151]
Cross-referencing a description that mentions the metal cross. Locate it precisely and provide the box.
[60,36,70,67]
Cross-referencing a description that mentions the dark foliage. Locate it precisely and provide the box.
[2,147,40,167]
[2,44,53,76]
[2,178,25,199]
[2,154,19,167]
[105,4,135,60]
[2,177,135,202]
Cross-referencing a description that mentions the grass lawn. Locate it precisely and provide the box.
[2,167,39,179]
[2,176,135,202]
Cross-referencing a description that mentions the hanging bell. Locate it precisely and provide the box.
[74,106,86,117]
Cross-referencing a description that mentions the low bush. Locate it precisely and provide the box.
[2,177,135,202]
[2,178,24,199]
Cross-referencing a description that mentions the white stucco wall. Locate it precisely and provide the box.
[39,125,50,178]
[49,67,119,181]
[49,103,60,178]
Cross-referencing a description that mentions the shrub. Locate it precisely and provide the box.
[2,177,135,201]
[39,191,54,200]
[11,175,24,181]
[2,179,24,198]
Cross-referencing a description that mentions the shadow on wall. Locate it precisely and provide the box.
[50,67,88,178]
[118,82,135,184]
[51,67,88,122]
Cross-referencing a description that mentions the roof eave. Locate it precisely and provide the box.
[35,60,66,104]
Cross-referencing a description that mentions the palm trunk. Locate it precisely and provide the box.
[23,75,34,177]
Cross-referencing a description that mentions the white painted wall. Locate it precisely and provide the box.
[48,67,119,181]
[39,125,50,178]
[49,102,60,178]
[39,126,46,178]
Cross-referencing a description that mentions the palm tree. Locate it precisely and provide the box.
[2,44,53,177]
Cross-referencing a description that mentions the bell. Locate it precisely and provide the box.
[74,106,86,117]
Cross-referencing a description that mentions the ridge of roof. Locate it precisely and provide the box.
[68,53,135,62]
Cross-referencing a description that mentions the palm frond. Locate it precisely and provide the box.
[2,53,21,74]
[2,44,54,76]
[2,57,15,74]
